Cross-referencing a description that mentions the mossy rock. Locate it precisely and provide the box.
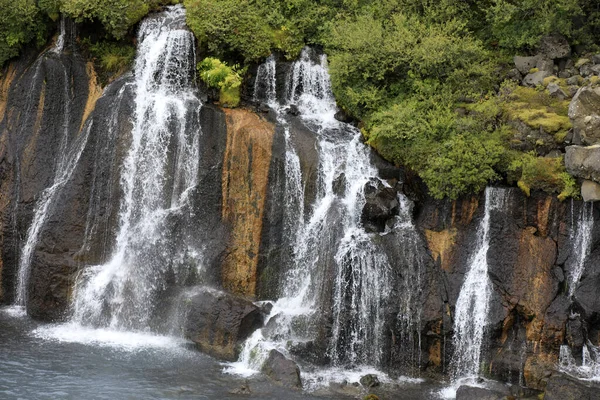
[502,86,571,133]
[575,58,591,68]
[543,75,559,87]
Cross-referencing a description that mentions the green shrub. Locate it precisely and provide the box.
[485,0,582,50]
[508,153,578,200]
[197,57,244,107]
[0,0,45,68]
[184,0,273,62]
[84,39,135,74]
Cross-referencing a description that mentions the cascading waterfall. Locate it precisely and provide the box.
[392,194,426,369]
[558,201,596,379]
[230,48,426,385]
[567,201,594,297]
[451,187,509,380]
[14,19,83,310]
[71,5,203,331]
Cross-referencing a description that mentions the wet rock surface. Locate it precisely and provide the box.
[543,373,600,400]
[183,287,263,361]
[261,349,302,389]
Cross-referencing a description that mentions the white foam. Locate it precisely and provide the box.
[302,366,424,392]
[32,323,186,351]
[1,306,27,318]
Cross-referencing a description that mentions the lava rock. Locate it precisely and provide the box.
[359,374,381,388]
[361,178,399,232]
[261,349,302,389]
[565,145,600,182]
[183,287,263,361]
[544,373,600,400]
[455,385,509,400]
[547,82,568,99]
[514,55,540,75]
[537,57,555,74]
[581,180,600,202]
[538,34,571,59]
[523,70,551,87]
[569,86,600,145]
[506,68,522,82]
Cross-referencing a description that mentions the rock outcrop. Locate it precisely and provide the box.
[183,286,263,361]
[261,349,302,389]
[569,86,600,145]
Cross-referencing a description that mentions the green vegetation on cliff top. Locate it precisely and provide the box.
[2,0,599,199]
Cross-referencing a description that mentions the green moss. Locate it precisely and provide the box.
[575,58,590,68]
[84,39,135,74]
[508,153,578,200]
[554,130,568,143]
[502,85,571,133]
[529,67,539,73]
[543,75,558,87]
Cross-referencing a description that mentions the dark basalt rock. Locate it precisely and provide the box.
[538,34,571,60]
[361,178,399,232]
[261,349,302,389]
[544,373,600,400]
[183,286,263,361]
[359,374,380,388]
[455,385,509,400]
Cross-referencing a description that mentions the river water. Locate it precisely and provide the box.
[0,309,336,400]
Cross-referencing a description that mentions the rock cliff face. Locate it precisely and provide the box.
[1,26,600,397]
[221,109,275,297]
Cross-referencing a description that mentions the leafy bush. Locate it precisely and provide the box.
[485,0,582,50]
[508,153,578,200]
[197,57,244,107]
[184,0,273,62]
[84,39,135,74]
[0,0,45,68]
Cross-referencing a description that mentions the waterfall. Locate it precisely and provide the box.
[559,342,600,380]
[229,48,426,387]
[568,201,594,297]
[14,19,82,310]
[253,55,277,106]
[71,5,203,331]
[392,195,426,369]
[451,187,509,380]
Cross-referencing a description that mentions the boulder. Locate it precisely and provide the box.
[593,54,600,65]
[565,145,600,182]
[514,55,540,75]
[569,86,600,145]
[506,68,522,82]
[183,287,263,361]
[537,57,555,74]
[261,349,302,389]
[455,385,508,400]
[361,178,399,232]
[581,180,600,202]
[523,70,551,87]
[539,34,571,59]
[547,82,568,100]
[359,374,381,388]
[544,373,600,400]
[566,75,581,86]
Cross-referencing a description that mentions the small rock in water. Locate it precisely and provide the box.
[287,104,300,116]
[229,381,252,395]
[363,395,380,400]
[359,374,381,388]
[261,349,302,389]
